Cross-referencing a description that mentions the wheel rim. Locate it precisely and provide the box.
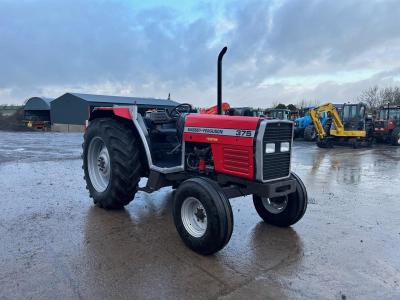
[87,137,110,192]
[181,197,207,238]
[262,196,288,214]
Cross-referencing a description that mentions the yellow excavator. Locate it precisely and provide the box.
[310,102,374,148]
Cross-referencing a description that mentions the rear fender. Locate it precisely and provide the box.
[89,107,132,121]
[88,106,150,175]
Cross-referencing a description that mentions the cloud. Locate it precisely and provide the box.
[0,0,400,106]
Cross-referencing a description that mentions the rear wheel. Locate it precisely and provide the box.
[253,172,307,227]
[349,138,360,149]
[83,118,142,209]
[304,125,317,141]
[391,127,400,146]
[173,178,233,255]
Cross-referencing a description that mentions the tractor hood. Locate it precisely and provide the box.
[294,116,311,128]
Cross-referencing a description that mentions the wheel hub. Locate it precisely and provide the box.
[87,137,111,193]
[195,207,206,222]
[97,149,109,174]
[262,196,288,214]
[181,197,207,238]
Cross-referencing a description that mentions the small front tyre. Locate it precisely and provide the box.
[173,178,233,255]
[253,172,307,227]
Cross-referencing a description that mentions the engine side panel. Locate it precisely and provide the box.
[184,114,259,180]
[185,114,259,130]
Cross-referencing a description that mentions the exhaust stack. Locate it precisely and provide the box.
[217,47,228,115]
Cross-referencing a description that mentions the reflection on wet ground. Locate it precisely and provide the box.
[0,132,400,299]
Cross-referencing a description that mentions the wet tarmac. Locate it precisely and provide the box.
[0,131,400,299]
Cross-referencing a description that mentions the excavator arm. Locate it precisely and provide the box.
[310,103,344,139]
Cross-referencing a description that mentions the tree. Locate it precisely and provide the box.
[358,86,400,112]
[379,87,400,105]
[296,99,319,109]
[287,104,297,111]
[275,103,287,109]
[358,86,380,111]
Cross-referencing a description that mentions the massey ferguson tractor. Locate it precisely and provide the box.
[374,104,400,146]
[82,47,308,255]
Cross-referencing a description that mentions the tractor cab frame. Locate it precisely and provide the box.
[264,109,291,120]
[374,104,400,146]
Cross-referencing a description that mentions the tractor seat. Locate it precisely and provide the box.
[154,123,177,136]
[146,111,170,124]
[144,111,177,136]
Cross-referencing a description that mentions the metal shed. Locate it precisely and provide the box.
[50,92,180,126]
[23,97,53,129]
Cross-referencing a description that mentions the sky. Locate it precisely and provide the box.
[1,0,400,107]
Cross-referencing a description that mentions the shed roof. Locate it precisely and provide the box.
[24,97,54,111]
[62,92,180,107]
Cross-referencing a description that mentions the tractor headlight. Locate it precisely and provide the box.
[280,142,290,152]
[265,143,276,153]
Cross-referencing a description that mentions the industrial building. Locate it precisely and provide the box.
[23,97,53,129]
[50,93,180,132]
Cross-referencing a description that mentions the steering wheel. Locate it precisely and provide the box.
[169,103,193,119]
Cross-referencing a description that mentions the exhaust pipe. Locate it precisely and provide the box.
[217,46,228,115]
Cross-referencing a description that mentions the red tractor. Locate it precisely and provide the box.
[374,104,400,146]
[82,47,308,255]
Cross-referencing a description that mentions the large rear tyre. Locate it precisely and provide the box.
[83,118,142,209]
[173,178,233,255]
[253,172,307,227]
[391,127,400,146]
[304,125,317,141]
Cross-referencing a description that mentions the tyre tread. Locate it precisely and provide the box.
[83,118,142,209]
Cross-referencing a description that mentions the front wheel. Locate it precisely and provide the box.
[304,125,317,141]
[173,178,233,255]
[253,172,307,227]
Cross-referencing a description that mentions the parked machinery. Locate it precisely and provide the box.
[264,109,291,120]
[374,104,400,146]
[200,103,231,114]
[310,102,374,148]
[82,47,308,255]
[294,107,329,141]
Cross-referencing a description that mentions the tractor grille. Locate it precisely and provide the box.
[375,120,385,128]
[262,122,292,181]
